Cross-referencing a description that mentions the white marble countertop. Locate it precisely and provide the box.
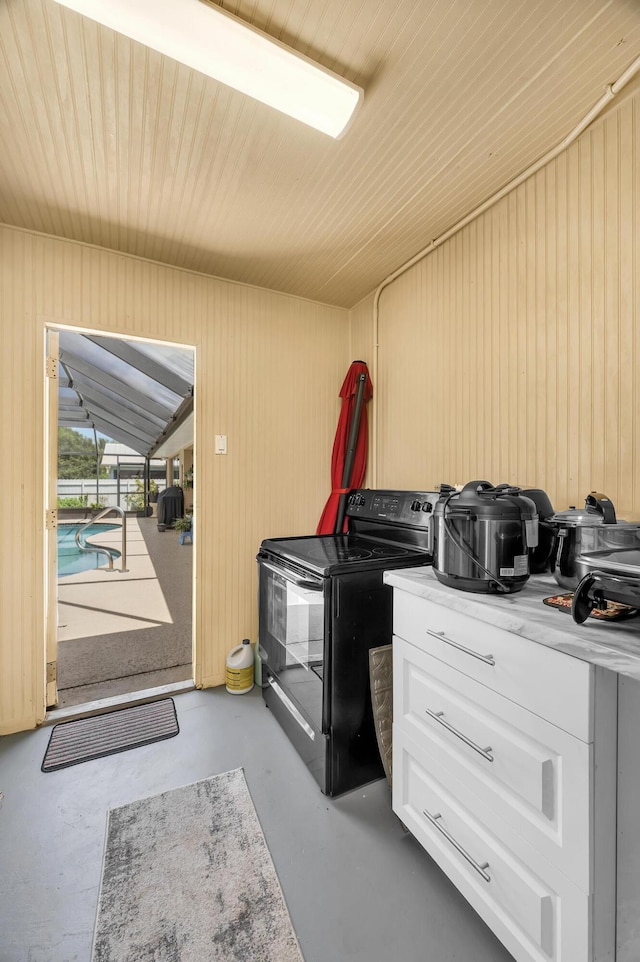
[383,566,640,680]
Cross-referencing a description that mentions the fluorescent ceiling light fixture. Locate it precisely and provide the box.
[51,0,363,138]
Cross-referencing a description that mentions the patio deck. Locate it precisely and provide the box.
[56,516,193,708]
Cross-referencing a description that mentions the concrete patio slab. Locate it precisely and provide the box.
[56,516,193,708]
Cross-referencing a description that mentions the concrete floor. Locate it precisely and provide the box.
[0,687,514,962]
[57,517,193,707]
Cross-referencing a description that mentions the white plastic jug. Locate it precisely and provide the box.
[225,639,254,694]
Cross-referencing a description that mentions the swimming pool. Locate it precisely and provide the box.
[57,522,122,577]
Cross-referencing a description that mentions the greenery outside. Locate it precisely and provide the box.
[58,426,107,479]
[58,495,89,508]
[125,478,158,511]
[173,514,193,532]
[57,495,107,509]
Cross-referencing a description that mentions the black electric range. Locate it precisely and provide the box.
[256,488,439,796]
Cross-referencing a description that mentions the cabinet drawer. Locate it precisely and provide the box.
[393,636,591,889]
[393,590,593,740]
[393,728,592,962]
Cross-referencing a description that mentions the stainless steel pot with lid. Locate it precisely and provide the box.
[432,480,539,594]
[549,492,640,589]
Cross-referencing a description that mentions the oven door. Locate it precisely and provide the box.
[257,553,328,737]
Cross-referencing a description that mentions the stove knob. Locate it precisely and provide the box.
[421,501,433,512]
[358,495,366,505]
[348,494,356,505]
[410,499,422,511]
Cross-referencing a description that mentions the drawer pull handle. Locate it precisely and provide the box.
[423,810,491,882]
[426,629,495,666]
[425,708,494,762]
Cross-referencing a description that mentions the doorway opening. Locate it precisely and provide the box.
[45,325,196,712]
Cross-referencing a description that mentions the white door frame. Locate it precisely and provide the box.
[45,329,59,708]
[43,321,197,716]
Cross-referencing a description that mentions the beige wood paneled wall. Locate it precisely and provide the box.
[369,87,640,521]
[0,225,348,734]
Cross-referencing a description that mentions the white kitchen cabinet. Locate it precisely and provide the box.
[395,728,591,962]
[391,587,618,962]
[395,635,595,889]
[393,589,594,739]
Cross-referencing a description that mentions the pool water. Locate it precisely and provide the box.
[57,522,121,577]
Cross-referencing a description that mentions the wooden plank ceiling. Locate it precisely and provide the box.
[1,0,639,308]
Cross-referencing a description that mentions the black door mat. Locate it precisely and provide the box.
[42,698,179,772]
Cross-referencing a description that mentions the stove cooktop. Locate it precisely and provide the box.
[260,534,428,576]
[259,489,438,576]
[300,536,410,564]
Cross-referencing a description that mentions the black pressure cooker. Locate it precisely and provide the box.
[432,481,539,593]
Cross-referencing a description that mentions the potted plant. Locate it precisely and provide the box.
[173,514,194,544]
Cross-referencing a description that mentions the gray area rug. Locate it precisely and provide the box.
[92,768,304,962]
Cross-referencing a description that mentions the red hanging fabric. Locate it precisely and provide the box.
[316,361,373,534]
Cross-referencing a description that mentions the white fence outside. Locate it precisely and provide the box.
[57,478,167,509]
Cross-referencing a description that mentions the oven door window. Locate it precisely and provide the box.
[261,565,325,671]
[258,559,326,735]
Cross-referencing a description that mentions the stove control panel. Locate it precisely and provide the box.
[346,489,440,526]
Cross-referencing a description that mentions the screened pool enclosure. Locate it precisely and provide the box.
[56,331,194,512]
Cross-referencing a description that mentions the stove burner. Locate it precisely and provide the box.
[371,546,409,557]
[293,539,412,566]
[304,543,372,562]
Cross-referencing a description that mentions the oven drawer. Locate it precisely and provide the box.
[393,636,591,889]
[263,673,328,793]
[393,591,592,741]
[393,728,592,962]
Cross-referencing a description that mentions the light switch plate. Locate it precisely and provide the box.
[215,434,227,455]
